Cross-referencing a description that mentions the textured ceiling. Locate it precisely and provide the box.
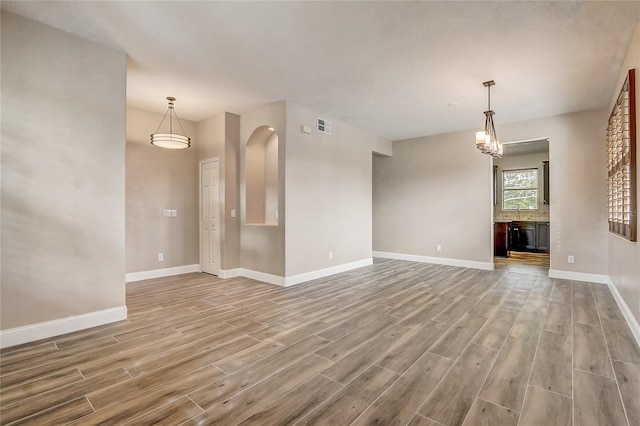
[3,1,640,141]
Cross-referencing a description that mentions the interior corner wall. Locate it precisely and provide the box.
[1,12,127,330]
[373,109,609,274]
[196,111,241,271]
[497,109,609,276]
[608,21,640,325]
[373,130,493,265]
[126,107,199,273]
[240,102,286,276]
[224,113,241,270]
[285,102,390,277]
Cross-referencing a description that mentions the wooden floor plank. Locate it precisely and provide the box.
[543,302,572,335]
[376,320,449,374]
[479,336,537,411]
[429,313,488,360]
[419,343,498,426]
[1,368,130,424]
[188,335,329,411]
[573,323,614,377]
[296,365,398,425]
[601,318,640,365]
[353,352,453,426]
[121,396,203,426]
[461,398,518,426]
[573,369,628,426]
[321,324,407,384]
[238,374,342,426]
[184,354,332,424]
[612,360,640,426]
[473,309,518,349]
[1,260,639,426]
[572,282,600,326]
[518,385,572,426]
[529,331,572,397]
[71,365,222,425]
[87,337,253,410]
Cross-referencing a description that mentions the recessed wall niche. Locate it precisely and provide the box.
[245,125,279,226]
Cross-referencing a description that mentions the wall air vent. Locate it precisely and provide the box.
[317,117,332,135]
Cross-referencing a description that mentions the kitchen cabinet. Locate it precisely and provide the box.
[508,221,550,253]
[536,222,550,251]
[494,222,508,257]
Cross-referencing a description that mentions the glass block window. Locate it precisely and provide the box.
[607,69,637,242]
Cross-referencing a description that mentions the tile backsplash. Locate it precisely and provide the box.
[494,204,549,221]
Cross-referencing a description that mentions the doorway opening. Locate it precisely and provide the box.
[493,138,550,274]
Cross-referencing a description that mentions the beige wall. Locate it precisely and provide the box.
[245,137,267,224]
[608,21,640,324]
[265,133,279,226]
[1,12,127,328]
[374,109,609,275]
[494,152,550,222]
[240,102,286,276]
[224,113,241,270]
[498,110,609,275]
[126,107,199,273]
[196,112,241,271]
[373,130,493,264]
[286,102,390,277]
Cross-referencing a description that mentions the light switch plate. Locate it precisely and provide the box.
[231,209,236,218]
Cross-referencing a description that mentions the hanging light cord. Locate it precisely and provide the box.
[153,99,189,136]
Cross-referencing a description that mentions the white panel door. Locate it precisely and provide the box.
[200,158,220,275]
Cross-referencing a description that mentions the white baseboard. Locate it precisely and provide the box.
[126,264,201,283]
[548,269,611,285]
[0,306,127,349]
[284,258,373,287]
[238,269,285,286]
[608,281,640,348]
[219,268,241,279]
[218,259,373,287]
[373,251,494,271]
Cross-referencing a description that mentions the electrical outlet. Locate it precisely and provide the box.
[163,210,171,217]
[157,253,164,262]
[567,255,575,264]
[329,251,333,260]
[171,210,177,217]
[231,209,236,218]
[436,244,442,252]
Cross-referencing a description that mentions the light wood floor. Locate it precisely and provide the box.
[494,252,550,277]
[2,259,639,425]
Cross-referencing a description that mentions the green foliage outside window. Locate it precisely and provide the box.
[503,169,538,210]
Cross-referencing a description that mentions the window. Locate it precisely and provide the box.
[607,69,637,241]
[503,168,538,210]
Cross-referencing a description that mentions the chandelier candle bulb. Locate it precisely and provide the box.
[475,80,502,158]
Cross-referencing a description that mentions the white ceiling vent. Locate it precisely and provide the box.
[317,117,332,135]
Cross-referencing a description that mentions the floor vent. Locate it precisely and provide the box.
[317,117,332,135]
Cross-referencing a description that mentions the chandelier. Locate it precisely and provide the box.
[475,80,502,158]
[150,97,191,149]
